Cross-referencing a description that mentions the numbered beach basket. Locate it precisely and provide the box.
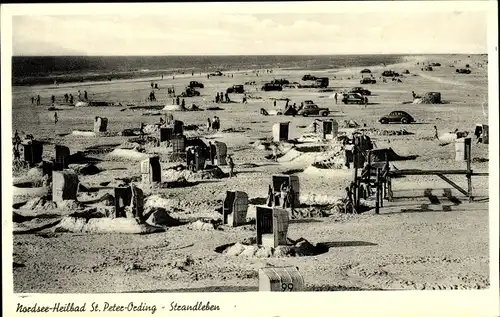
[258,266,304,292]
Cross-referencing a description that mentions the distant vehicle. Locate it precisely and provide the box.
[456,68,471,74]
[210,71,223,76]
[180,87,201,97]
[302,74,318,81]
[226,85,245,94]
[189,81,204,89]
[271,79,290,85]
[429,62,441,67]
[315,77,329,88]
[261,83,283,91]
[360,77,377,84]
[381,70,400,77]
[297,103,330,117]
[350,87,372,96]
[342,93,365,105]
[360,69,372,74]
[379,111,415,124]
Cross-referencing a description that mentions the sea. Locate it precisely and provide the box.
[12,55,405,86]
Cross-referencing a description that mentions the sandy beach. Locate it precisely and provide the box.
[11,53,490,293]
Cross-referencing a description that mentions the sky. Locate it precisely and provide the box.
[10,6,490,56]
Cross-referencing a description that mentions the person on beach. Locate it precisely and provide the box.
[412,91,416,99]
[215,93,220,103]
[78,90,81,100]
[36,95,41,105]
[64,94,68,103]
[242,95,247,104]
[212,116,218,132]
[225,92,229,103]
[54,112,58,124]
[215,116,221,131]
[313,120,319,133]
[181,99,186,108]
[279,183,288,208]
[228,155,235,177]
[176,96,180,105]
[434,126,439,140]
[69,94,74,104]
[271,143,278,162]
[273,100,277,108]
[364,97,368,107]
[151,82,154,89]
[84,91,88,101]
[334,93,338,104]
[207,118,212,131]
[140,123,145,140]
[31,97,35,105]
[51,95,56,105]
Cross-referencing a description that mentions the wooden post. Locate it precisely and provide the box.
[379,169,384,208]
[356,178,362,207]
[367,150,372,194]
[387,177,393,202]
[352,182,357,212]
[375,169,380,214]
[465,138,473,202]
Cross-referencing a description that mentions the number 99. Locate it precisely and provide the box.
[281,283,294,291]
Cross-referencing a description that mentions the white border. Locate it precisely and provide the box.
[2,2,499,317]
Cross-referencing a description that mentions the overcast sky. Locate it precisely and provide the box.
[10,6,489,56]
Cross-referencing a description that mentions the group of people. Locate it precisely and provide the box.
[31,90,88,106]
[206,116,221,132]
[31,95,41,105]
[174,96,186,107]
[266,182,296,212]
[150,82,160,89]
[215,92,229,103]
[167,87,176,96]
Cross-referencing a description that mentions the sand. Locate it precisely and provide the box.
[11,54,490,293]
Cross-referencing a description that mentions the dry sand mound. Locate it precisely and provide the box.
[13,218,62,234]
[218,238,324,258]
[163,166,225,181]
[299,194,342,206]
[70,163,102,175]
[251,140,270,150]
[22,197,58,211]
[187,220,218,231]
[302,165,352,178]
[107,148,150,161]
[163,104,186,111]
[54,217,165,234]
[145,207,182,227]
[71,130,97,137]
[75,101,89,107]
